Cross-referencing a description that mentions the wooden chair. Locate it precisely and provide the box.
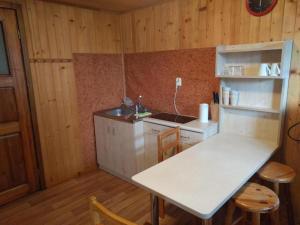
[225,182,280,225]
[89,196,151,225]
[258,161,296,225]
[157,126,181,218]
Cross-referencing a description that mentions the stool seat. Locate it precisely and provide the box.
[258,161,296,183]
[234,182,279,213]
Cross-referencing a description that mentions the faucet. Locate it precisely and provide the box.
[137,95,142,107]
[134,95,145,118]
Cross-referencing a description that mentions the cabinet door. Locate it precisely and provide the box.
[95,117,111,169]
[95,116,139,178]
[144,131,158,169]
[115,121,137,177]
[180,130,204,150]
[133,122,145,173]
[109,120,122,175]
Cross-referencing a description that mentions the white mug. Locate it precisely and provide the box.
[259,64,271,76]
[270,63,280,76]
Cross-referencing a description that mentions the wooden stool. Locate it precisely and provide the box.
[225,182,279,225]
[157,126,181,219]
[258,161,296,225]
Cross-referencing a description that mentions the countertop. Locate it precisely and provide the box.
[132,133,278,219]
[95,109,218,136]
[143,117,218,134]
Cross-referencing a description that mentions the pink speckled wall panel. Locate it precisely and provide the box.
[74,54,124,170]
[125,48,219,117]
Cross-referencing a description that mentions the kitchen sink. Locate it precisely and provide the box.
[105,108,133,117]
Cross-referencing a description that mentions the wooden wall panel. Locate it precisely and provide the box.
[121,0,296,53]
[30,62,84,187]
[23,0,121,58]
[7,0,122,187]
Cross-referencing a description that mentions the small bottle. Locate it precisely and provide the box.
[230,90,239,106]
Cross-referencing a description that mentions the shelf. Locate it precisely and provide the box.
[217,41,284,53]
[216,75,284,79]
[220,104,280,114]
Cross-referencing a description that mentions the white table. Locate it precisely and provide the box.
[132,133,278,224]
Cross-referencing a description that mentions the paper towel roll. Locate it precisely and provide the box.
[199,103,209,123]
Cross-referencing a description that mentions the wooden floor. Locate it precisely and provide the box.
[0,170,199,225]
[0,170,292,225]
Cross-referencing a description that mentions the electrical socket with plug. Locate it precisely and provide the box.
[176,77,182,88]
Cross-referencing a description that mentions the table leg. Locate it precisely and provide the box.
[202,218,212,225]
[151,194,159,225]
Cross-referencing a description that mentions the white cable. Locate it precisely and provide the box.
[173,86,181,115]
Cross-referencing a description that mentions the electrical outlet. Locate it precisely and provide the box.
[176,77,182,87]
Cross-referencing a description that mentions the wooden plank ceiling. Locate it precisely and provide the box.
[39,0,165,12]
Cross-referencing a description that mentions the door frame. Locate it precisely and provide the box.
[0,1,45,189]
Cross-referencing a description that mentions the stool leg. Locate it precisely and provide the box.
[241,211,247,225]
[159,198,165,218]
[285,184,295,225]
[273,182,280,195]
[252,213,260,225]
[225,201,235,225]
[270,209,279,225]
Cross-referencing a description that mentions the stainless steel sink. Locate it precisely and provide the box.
[105,108,133,117]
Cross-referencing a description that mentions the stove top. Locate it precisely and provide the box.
[150,113,197,124]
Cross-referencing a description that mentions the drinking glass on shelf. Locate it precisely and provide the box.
[233,65,243,76]
[224,65,244,76]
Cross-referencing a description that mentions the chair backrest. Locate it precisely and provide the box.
[89,196,138,225]
[157,126,181,163]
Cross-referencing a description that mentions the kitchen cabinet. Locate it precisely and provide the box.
[95,115,216,179]
[143,122,204,169]
[94,116,144,179]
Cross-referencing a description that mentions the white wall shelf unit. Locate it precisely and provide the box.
[216,40,293,147]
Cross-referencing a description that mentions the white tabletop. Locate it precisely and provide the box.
[132,133,278,219]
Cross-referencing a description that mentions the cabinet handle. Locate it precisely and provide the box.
[180,135,190,140]
[151,129,160,134]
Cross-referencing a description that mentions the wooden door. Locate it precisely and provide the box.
[0,7,38,205]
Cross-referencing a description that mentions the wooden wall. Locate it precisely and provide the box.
[120,0,297,53]
[120,0,300,221]
[15,0,122,187]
